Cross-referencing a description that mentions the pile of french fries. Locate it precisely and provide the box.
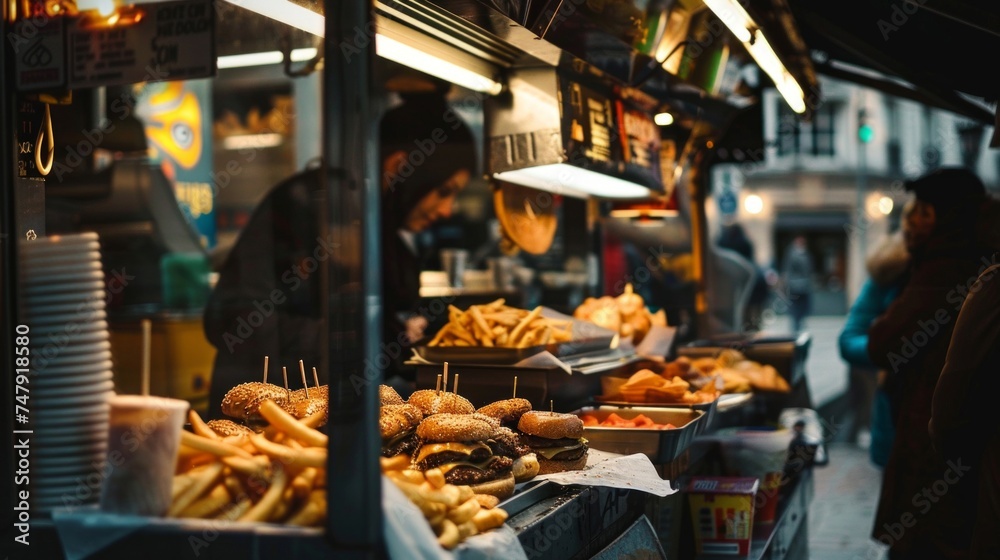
[381,455,509,549]
[170,400,328,525]
[427,300,573,348]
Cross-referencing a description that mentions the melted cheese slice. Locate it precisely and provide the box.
[535,441,584,460]
[438,456,499,474]
[414,441,491,464]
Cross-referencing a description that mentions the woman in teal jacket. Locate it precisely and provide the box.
[838,229,908,466]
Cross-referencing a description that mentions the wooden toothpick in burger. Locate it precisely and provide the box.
[141,319,151,396]
[443,362,449,393]
[436,374,442,393]
[513,376,518,399]
[263,355,269,384]
[282,367,290,400]
[311,367,320,389]
[299,360,310,399]
[453,373,460,396]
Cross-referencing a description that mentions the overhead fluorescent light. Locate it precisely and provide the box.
[217,48,319,69]
[747,30,806,113]
[494,164,652,199]
[222,0,324,37]
[701,1,806,113]
[702,0,752,42]
[375,16,503,95]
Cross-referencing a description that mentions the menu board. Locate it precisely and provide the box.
[558,76,662,190]
[14,0,214,91]
[615,100,661,177]
[69,0,215,88]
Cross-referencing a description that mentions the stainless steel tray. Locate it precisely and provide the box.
[571,406,705,463]
[414,335,615,365]
[415,309,616,365]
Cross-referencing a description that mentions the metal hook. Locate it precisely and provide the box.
[34,103,54,176]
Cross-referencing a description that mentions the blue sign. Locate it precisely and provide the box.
[718,189,738,215]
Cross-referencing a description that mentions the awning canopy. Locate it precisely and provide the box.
[785,0,998,124]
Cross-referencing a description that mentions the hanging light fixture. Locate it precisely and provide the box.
[701,0,807,114]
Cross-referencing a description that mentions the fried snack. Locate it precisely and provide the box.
[574,283,665,343]
[603,367,721,404]
[180,430,254,459]
[169,410,328,527]
[427,302,572,348]
[382,456,510,550]
[287,489,327,526]
[248,433,327,469]
[258,399,328,447]
[380,455,411,472]
[473,494,499,509]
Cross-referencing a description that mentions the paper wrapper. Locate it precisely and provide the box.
[617,325,676,362]
[534,449,677,497]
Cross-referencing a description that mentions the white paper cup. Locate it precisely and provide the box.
[99,395,188,516]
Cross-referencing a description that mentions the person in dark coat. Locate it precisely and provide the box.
[203,88,476,416]
[931,262,1000,560]
[867,168,991,559]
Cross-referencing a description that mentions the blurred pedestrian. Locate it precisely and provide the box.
[838,228,909,463]
[867,168,991,559]
[718,222,769,331]
[931,263,1000,560]
[781,235,813,333]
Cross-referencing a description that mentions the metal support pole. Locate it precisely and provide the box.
[323,0,382,556]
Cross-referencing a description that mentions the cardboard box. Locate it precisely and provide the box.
[686,477,759,556]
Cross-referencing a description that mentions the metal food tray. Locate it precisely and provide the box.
[414,335,615,365]
[415,308,616,365]
[590,396,719,435]
[571,405,705,463]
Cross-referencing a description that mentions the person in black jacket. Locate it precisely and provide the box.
[203,88,476,415]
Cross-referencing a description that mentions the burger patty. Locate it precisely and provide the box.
[381,434,420,458]
[487,429,532,458]
[545,442,588,462]
[415,447,493,470]
[520,434,582,448]
[443,456,514,485]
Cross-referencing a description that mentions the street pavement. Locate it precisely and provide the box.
[757,314,889,559]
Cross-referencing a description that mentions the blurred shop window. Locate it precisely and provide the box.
[776,102,836,157]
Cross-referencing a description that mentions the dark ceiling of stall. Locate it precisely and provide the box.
[784,0,999,120]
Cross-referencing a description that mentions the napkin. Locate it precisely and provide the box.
[534,449,676,497]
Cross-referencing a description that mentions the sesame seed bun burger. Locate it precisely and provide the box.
[486,426,540,482]
[477,399,538,482]
[221,382,290,422]
[380,404,423,458]
[206,419,254,437]
[379,385,405,406]
[517,411,588,474]
[408,390,475,416]
[415,413,515,499]
[476,398,532,430]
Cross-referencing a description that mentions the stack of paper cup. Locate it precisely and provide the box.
[20,232,114,514]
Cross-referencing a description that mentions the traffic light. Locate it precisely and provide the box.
[858,108,874,143]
